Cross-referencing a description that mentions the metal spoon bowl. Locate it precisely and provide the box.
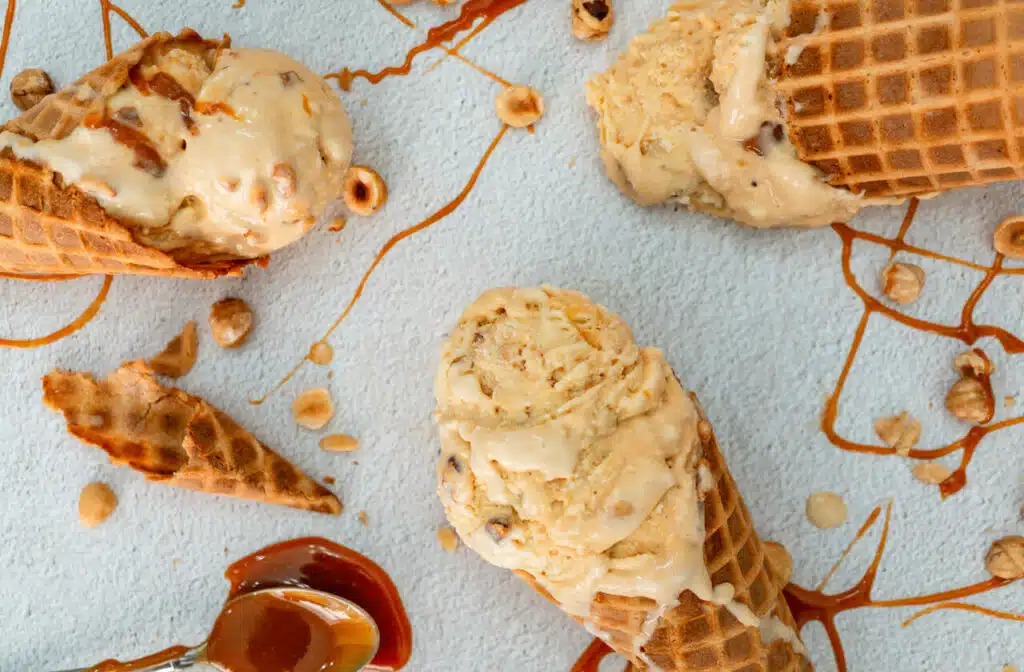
[54,587,380,672]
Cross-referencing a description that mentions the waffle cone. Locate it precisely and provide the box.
[42,361,341,514]
[777,0,1024,197]
[0,29,259,278]
[518,395,810,671]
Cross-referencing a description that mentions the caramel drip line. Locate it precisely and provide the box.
[100,0,147,61]
[570,637,636,672]
[0,0,16,86]
[325,0,525,90]
[250,124,509,405]
[0,276,113,348]
[822,199,1024,496]
[783,501,1020,672]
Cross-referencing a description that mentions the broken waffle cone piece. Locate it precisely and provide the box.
[517,397,810,671]
[0,29,259,279]
[41,361,341,514]
[777,0,1024,198]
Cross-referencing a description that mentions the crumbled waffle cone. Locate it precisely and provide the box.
[42,361,341,514]
[777,0,1024,197]
[517,394,810,671]
[0,29,259,278]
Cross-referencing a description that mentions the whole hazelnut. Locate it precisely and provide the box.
[11,68,54,111]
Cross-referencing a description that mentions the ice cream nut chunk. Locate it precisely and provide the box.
[435,286,747,648]
[209,298,253,349]
[437,526,459,552]
[79,482,118,528]
[343,165,387,216]
[955,349,994,378]
[806,491,847,529]
[572,0,614,41]
[149,321,199,378]
[494,86,545,128]
[874,412,920,456]
[309,341,334,365]
[762,541,793,585]
[10,68,54,111]
[293,388,334,430]
[319,433,359,452]
[881,262,925,304]
[985,536,1024,580]
[0,45,354,261]
[586,0,864,227]
[911,461,952,485]
[945,377,994,425]
[994,216,1024,259]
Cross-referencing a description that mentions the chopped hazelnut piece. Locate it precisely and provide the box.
[319,433,359,452]
[343,165,387,216]
[984,535,1024,579]
[272,162,297,197]
[293,388,334,430]
[911,461,952,485]
[79,482,117,528]
[357,510,369,526]
[945,377,994,424]
[993,215,1024,259]
[763,541,793,585]
[323,475,336,485]
[874,412,921,456]
[309,341,334,365]
[209,298,253,349]
[806,491,847,529]
[485,518,510,542]
[494,85,545,128]
[437,526,459,552]
[880,262,925,304]
[11,68,54,111]
[149,321,198,378]
[328,217,346,232]
[572,0,613,40]
[954,348,993,377]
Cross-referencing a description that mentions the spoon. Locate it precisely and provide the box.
[55,587,381,672]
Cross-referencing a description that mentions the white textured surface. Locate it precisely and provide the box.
[0,1,1021,670]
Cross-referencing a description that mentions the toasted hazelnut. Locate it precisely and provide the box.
[874,412,921,456]
[945,377,994,424]
[763,541,793,585]
[328,217,346,232]
[572,0,613,40]
[954,348,993,378]
[149,321,198,378]
[985,536,1024,579]
[309,341,334,365]
[357,511,369,526]
[993,215,1024,259]
[343,165,387,216]
[446,455,463,473]
[485,518,510,542]
[319,433,359,452]
[11,68,54,111]
[272,162,297,197]
[881,262,925,304]
[911,461,952,485]
[806,491,847,529]
[251,184,269,214]
[209,298,253,349]
[293,388,335,430]
[494,85,545,128]
[437,526,459,552]
[79,482,117,528]
[323,475,336,485]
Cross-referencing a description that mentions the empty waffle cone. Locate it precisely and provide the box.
[518,396,809,672]
[42,361,341,514]
[777,0,1024,197]
[0,29,258,279]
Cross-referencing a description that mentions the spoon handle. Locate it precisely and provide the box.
[51,645,205,672]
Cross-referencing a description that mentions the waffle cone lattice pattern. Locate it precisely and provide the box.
[519,395,810,671]
[778,0,1024,196]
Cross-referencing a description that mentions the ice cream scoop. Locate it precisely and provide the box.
[434,286,810,670]
[56,587,379,672]
[0,29,351,270]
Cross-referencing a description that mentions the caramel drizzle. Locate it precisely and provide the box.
[0,0,16,86]
[232,0,245,8]
[325,0,525,91]
[823,199,1024,497]
[0,276,113,348]
[251,124,509,405]
[99,0,148,60]
[783,501,1020,672]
